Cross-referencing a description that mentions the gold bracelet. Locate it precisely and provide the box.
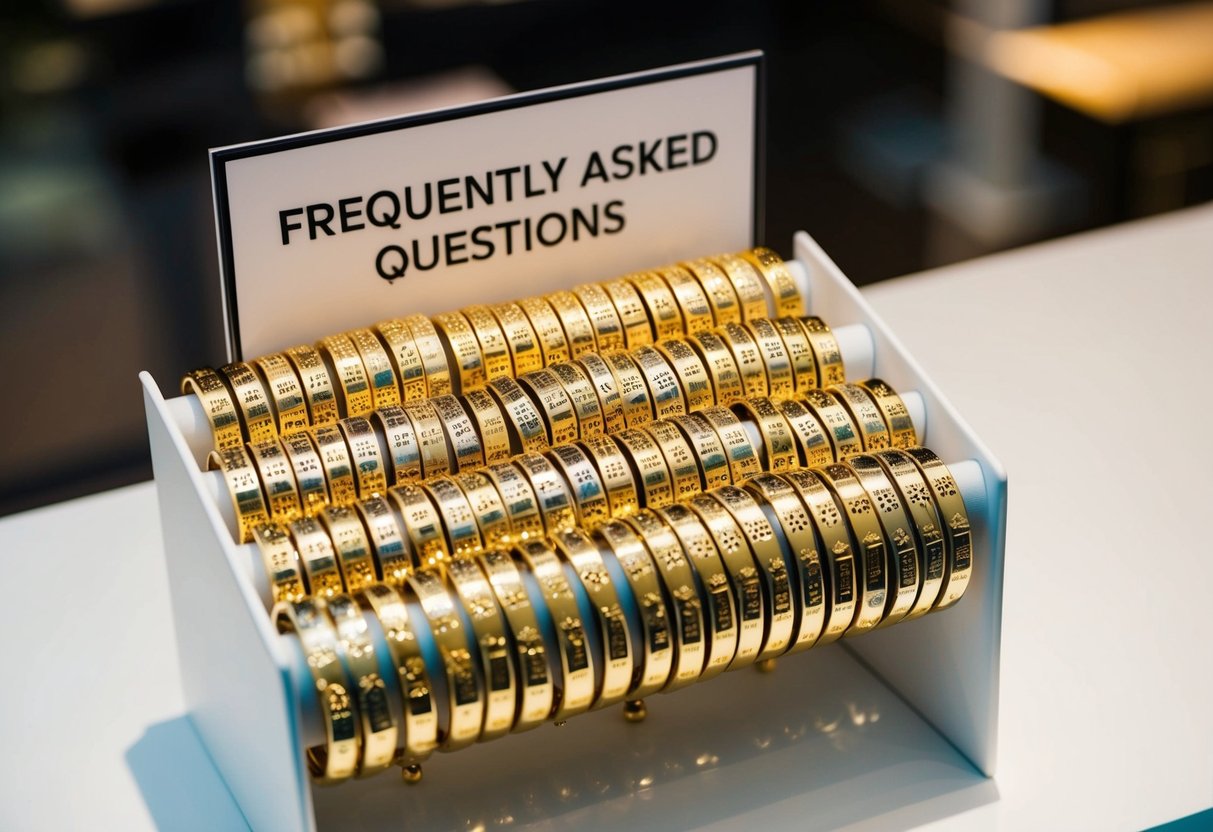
[657,503,737,681]
[849,454,919,628]
[643,420,702,502]
[274,598,360,783]
[772,317,818,396]
[629,272,683,340]
[576,353,626,434]
[546,444,610,528]
[688,331,746,406]
[858,378,918,449]
[816,463,887,635]
[780,470,856,644]
[461,388,511,465]
[181,367,244,451]
[612,428,674,509]
[284,344,340,427]
[462,305,513,381]
[515,540,596,719]
[623,510,706,690]
[374,319,429,402]
[740,247,804,317]
[280,432,330,515]
[338,416,387,499]
[711,253,767,322]
[697,405,761,483]
[517,296,570,366]
[288,514,344,598]
[683,257,742,326]
[432,311,486,394]
[746,318,795,400]
[717,322,769,399]
[453,470,511,551]
[323,593,397,776]
[903,446,972,611]
[208,447,269,543]
[252,353,310,436]
[730,397,798,474]
[444,556,515,741]
[669,413,731,489]
[348,327,400,411]
[800,389,863,460]
[220,361,277,443]
[547,290,598,359]
[359,583,438,761]
[776,398,834,468]
[487,377,548,454]
[372,405,422,484]
[572,283,625,352]
[478,549,553,730]
[654,339,714,412]
[601,278,653,348]
[799,316,846,388]
[550,362,604,440]
[401,400,451,480]
[354,495,412,585]
[316,335,373,419]
[593,520,674,698]
[482,461,544,543]
[659,265,714,334]
[248,439,302,521]
[830,384,890,452]
[631,345,685,419]
[489,302,543,376]
[311,424,358,505]
[407,569,483,750]
[431,394,484,473]
[872,450,944,618]
[317,504,378,591]
[252,522,306,603]
[517,369,578,447]
[401,314,451,397]
[576,435,640,520]
[550,527,634,709]
[603,351,653,428]
[742,473,826,654]
[388,483,448,569]
[685,494,762,668]
[422,477,482,557]
[513,452,576,533]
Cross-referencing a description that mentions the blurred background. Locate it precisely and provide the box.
[2,0,1211,516]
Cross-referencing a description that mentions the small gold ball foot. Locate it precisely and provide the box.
[623,699,647,723]
[756,658,778,673]
[401,763,423,784]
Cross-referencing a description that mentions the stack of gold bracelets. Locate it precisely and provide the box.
[183,247,972,786]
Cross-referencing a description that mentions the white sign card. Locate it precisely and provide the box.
[211,52,764,360]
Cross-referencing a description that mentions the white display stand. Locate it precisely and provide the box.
[141,231,1007,832]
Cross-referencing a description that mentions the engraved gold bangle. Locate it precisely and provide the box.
[513,452,576,534]
[576,353,626,434]
[629,272,683,340]
[208,447,269,543]
[289,514,344,598]
[643,420,702,502]
[462,305,513,381]
[462,388,511,465]
[181,367,244,451]
[711,253,768,322]
[612,428,674,509]
[453,470,511,551]
[550,527,634,709]
[432,311,485,394]
[388,483,448,569]
[904,446,972,611]
[746,318,795,400]
[718,322,769,399]
[401,314,451,397]
[317,504,378,591]
[830,383,891,452]
[311,424,358,505]
[741,247,804,317]
[431,394,484,473]
[407,569,483,750]
[252,353,310,436]
[274,598,360,783]
[593,520,674,697]
[603,351,653,428]
[547,290,598,359]
[816,462,887,635]
[742,473,826,654]
[359,583,438,761]
[659,265,714,334]
[338,416,387,499]
[324,592,397,776]
[631,345,685,419]
[683,257,742,326]
[697,405,761,483]
[780,470,856,645]
[654,339,714,412]
[354,495,412,585]
[657,503,737,681]
[518,369,578,447]
[374,319,429,402]
[401,400,451,480]
[777,398,834,468]
[546,444,610,528]
[688,331,746,406]
[669,412,731,489]
[478,549,553,730]
[601,278,653,348]
[253,522,306,603]
[799,316,846,388]
[487,377,548,454]
[550,362,604,440]
[284,344,340,427]
[220,361,277,443]
[248,439,302,521]
[515,539,596,720]
[316,335,373,419]
[348,327,400,411]
[800,388,863,460]
[849,454,919,628]
[517,296,570,366]
[573,283,625,352]
[482,461,544,544]
[872,449,944,619]
[685,494,763,668]
[444,556,515,741]
[859,378,918,449]
[577,435,640,520]
[624,510,706,690]
[372,405,422,484]
[280,432,330,515]
[489,302,543,376]
[422,477,482,557]
[772,317,818,396]
[730,397,798,474]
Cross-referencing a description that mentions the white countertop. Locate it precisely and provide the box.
[2,205,1211,830]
